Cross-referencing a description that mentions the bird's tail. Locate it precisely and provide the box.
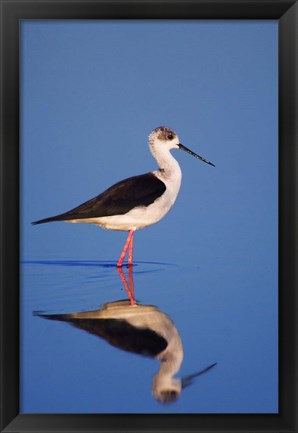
[31,214,66,225]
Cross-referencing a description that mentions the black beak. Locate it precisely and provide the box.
[178,143,215,167]
[181,362,217,389]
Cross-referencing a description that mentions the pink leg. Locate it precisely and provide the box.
[128,265,134,299]
[117,266,136,306]
[117,229,135,268]
[128,230,134,267]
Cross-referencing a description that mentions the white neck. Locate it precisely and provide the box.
[154,325,184,385]
[157,353,182,377]
[150,141,182,181]
[152,353,183,400]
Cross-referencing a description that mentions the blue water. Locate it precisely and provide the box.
[20,254,278,413]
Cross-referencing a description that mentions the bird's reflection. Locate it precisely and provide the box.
[36,266,216,404]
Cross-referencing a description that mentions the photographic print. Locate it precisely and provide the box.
[20,19,278,414]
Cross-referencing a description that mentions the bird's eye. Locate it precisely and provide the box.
[167,134,174,140]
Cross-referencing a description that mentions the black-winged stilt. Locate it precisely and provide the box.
[36,266,217,404]
[32,126,214,267]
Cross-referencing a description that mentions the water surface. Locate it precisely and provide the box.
[21,257,277,413]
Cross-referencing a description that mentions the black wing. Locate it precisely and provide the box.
[38,314,168,357]
[32,172,166,224]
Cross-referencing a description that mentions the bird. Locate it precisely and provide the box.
[35,266,217,404]
[32,126,215,267]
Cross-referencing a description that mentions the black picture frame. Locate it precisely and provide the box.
[0,0,297,432]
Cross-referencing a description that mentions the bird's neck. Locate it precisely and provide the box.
[152,352,183,397]
[158,353,183,377]
[150,145,182,182]
[156,327,184,378]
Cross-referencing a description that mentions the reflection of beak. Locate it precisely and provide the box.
[181,362,217,389]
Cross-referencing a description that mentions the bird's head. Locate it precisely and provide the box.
[149,126,215,167]
[149,126,180,151]
[152,361,218,404]
[152,375,182,404]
